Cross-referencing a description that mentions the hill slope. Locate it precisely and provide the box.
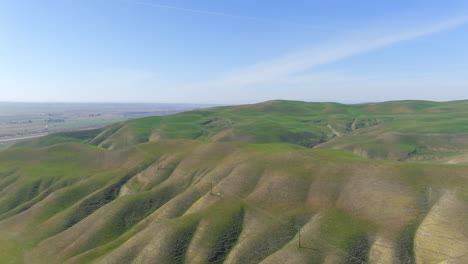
[21,99,468,162]
[1,100,468,264]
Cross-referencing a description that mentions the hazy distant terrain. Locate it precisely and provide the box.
[0,102,210,148]
[0,100,467,264]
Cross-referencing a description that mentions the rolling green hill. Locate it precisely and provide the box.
[1,100,468,264]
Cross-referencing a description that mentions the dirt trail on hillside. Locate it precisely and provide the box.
[327,124,342,137]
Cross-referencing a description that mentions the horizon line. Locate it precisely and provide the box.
[1,98,467,105]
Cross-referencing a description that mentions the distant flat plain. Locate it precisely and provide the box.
[0,102,212,148]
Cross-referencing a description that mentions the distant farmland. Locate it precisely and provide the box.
[0,102,212,146]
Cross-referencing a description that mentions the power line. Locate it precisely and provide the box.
[134,146,370,263]
[209,179,368,264]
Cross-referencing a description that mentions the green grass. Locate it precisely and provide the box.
[0,143,13,151]
[83,99,468,162]
[0,99,468,263]
[319,209,377,250]
[241,142,307,152]
[0,233,23,264]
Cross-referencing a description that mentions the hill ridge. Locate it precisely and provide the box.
[1,100,468,263]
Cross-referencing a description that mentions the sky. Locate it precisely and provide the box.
[1,0,468,104]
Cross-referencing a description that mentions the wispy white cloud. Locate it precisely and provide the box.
[180,15,468,91]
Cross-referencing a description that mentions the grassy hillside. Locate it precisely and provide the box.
[22,99,468,162]
[0,100,467,264]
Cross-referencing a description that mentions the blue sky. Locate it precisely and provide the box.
[1,0,468,104]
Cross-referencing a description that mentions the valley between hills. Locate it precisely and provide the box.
[0,100,467,264]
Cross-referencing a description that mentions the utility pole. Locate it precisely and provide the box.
[298,226,302,248]
[209,181,223,198]
[297,226,320,251]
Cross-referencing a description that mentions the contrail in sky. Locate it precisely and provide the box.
[126,0,349,32]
